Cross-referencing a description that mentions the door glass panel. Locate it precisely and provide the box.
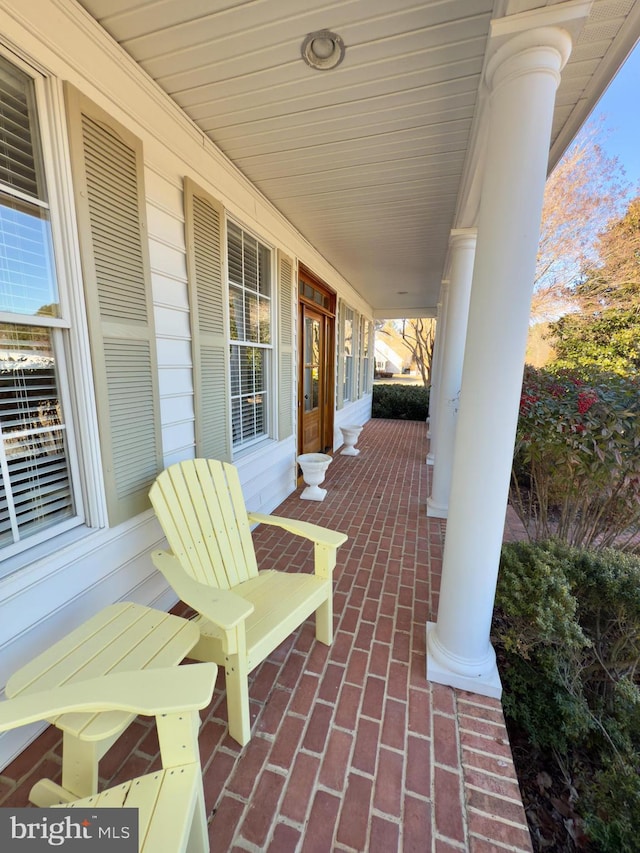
[304,315,320,413]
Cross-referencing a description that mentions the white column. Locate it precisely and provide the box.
[427,230,476,517]
[427,25,573,697]
[426,282,448,463]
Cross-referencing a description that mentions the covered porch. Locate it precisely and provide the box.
[0,419,532,852]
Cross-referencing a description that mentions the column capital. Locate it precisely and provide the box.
[486,26,572,92]
[449,228,477,251]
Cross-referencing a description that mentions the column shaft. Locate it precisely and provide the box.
[427,231,476,517]
[427,26,572,696]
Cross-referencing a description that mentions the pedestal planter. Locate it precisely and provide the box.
[340,425,363,456]
[297,453,332,501]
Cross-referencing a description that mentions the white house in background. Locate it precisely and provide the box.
[374,334,411,377]
[0,0,638,767]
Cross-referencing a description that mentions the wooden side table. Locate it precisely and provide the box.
[6,601,200,806]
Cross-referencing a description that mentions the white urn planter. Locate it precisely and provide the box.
[297,453,332,501]
[339,424,363,456]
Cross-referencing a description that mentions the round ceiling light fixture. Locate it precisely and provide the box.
[301,30,345,71]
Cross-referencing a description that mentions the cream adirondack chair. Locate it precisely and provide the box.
[149,458,348,746]
[0,664,217,853]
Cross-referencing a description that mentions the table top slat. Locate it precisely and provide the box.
[6,603,200,741]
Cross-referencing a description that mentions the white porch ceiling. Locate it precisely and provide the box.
[77,0,640,317]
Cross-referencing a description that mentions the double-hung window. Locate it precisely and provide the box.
[362,317,371,393]
[227,221,272,449]
[0,58,81,560]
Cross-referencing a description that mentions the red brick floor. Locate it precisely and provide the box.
[0,419,533,852]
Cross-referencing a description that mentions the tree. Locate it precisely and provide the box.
[398,318,436,386]
[530,122,629,323]
[548,196,640,373]
[376,318,436,386]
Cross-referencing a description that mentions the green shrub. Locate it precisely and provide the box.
[371,383,429,420]
[494,541,592,753]
[511,365,640,549]
[584,759,640,853]
[494,539,640,851]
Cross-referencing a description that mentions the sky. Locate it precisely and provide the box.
[589,40,640,193]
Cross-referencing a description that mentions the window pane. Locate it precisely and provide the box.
[344,310,353,356]
[229,344,240,396]
[0,197,58,316]
[344,355,353,401]
[0,59,43,200]
[258,243,270,296]
[228,222,243,285]
[243,236,257,292]
[244,291,258,343]
[230,344,267,447]
[258,296,270,344]
[0,324,74,546]
[229,285,244,341]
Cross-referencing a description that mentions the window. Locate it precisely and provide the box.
[228,221,272,448]
[362,318,371,393]
[0,59,81,559]
[343,306,354,403]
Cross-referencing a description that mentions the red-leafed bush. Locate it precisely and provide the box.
[510,366,640,549]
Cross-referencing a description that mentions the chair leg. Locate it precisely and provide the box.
[225,654,251,746]
[315,596,333,646]
[61,733,100,799]
[187,786,209,853]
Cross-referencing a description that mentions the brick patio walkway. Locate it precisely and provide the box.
[0,419,533,852]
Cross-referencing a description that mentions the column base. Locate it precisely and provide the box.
[426,452,435,466]
[426,496,448,518]
[426,622,502,699]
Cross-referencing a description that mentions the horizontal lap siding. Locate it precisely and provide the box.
[145,166,196,467]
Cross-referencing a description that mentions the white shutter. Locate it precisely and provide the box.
[65,84,162,526]
[277,251,294,441]
[184,178,231,461]
[336,300,345,410]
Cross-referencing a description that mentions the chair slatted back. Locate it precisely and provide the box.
[149,459,259,589]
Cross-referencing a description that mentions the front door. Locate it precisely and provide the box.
[298,267,335,458]
[301,305,324,453]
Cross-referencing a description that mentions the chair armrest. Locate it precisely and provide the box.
[0,664,217,733]
[248,512,348,549]
[152,550,254,630]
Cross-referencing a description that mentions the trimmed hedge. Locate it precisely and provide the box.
[371,383,429,420]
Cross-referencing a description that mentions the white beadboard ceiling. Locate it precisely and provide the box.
[77,0,640,317]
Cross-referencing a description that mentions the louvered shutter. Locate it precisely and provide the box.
[277,251,294,441]
[183,178,231,461]
[353,311,361,398]
[65,85,162,526]
[336,300,345,410]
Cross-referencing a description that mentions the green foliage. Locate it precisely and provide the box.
[511,365,640,549]
[550,309,640,374]
[495,541,592,753]
[546,194,640,372]
[495,540,640,851]
[584,760,640,852]
[371,383,429,420]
